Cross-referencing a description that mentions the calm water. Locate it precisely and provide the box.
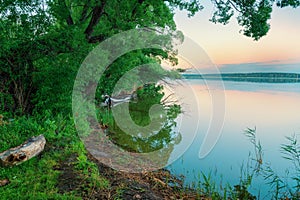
[165,79,300,198]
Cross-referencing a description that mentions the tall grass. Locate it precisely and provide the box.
[174,127,300,199]
[244,127,300,199]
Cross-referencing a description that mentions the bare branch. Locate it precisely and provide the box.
[228,0,241,12]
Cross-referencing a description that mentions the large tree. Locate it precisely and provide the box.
[0,0,299,114]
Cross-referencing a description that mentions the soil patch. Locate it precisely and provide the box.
[56,152,205,199]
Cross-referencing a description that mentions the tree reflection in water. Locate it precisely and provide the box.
[100,83,181,162]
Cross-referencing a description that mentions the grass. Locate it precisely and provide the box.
[0,114,109,199]
[243,127,300,199]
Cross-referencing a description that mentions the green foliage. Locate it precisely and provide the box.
[277,0,300,8]
[200,171,222,199]
[96,51,166,97]
[1,0,299,114]
[0,0,183,115]
[237,1,273,40]
[210,1,234,25]
[0,117,66,198]
[98,84,181,154]
[0,0,69,114]
[0,113,75,153]
[210,0,300,40]
[166,0,204,17]
[1,0,300,199]
[32,53,83,115]
[0,116,43,151]
[0,115,109,199]
[136,84,164,105]
[70,142,110,190]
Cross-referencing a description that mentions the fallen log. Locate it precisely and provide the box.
[0,134,46,166]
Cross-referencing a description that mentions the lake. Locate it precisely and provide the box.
[165,79,300,198]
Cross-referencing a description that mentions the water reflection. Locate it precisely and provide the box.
[99,83,182,170]
[168,80,300,198]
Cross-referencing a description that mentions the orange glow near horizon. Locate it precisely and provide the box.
[174,4,300,66]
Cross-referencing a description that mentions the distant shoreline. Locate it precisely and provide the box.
[181,72,300,83]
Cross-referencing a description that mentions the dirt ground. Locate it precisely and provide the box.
[56,152,206,200]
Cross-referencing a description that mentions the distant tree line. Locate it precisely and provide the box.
[182,72,300,83]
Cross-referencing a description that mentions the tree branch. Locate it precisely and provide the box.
[228,0,241,12]
[87,34,107,43]
[61,0,74,25]
[80,1,91,22]
[84,1,107,38]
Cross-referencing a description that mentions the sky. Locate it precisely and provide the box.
[174,2,300,73]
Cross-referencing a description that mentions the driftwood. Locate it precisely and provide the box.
[0,179,10,187]
[0,134,46,166]
[100,95,132,108]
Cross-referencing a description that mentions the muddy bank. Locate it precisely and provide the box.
[57,152,205,200]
